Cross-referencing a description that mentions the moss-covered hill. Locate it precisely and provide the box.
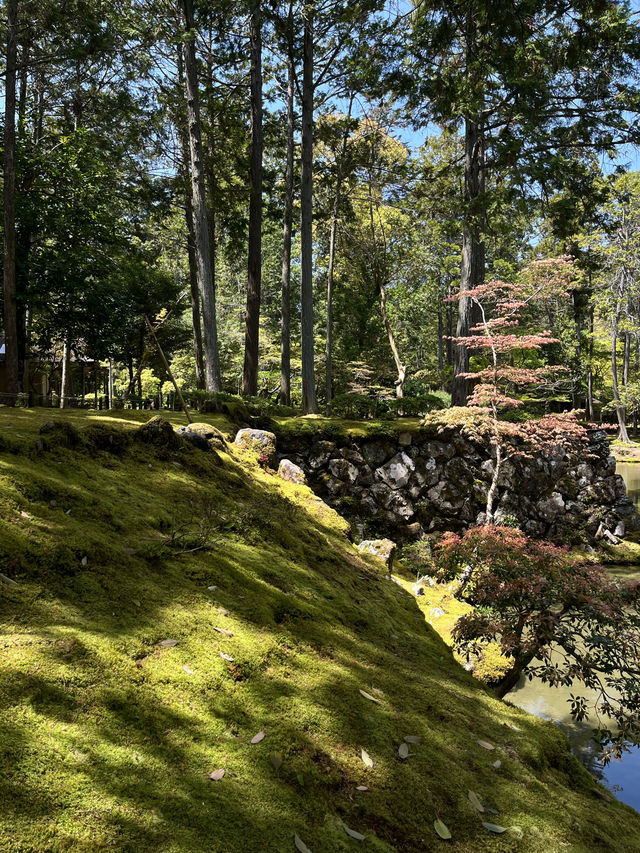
[1,409,639,853]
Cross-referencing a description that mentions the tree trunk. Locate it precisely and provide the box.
[241,0,263,397]
[437,281,445,389]
[325,95,354,412]
[3,0,19,403]
[586,304,595,420]
[299,4,318,413]
[379,282,406,399]
[494,650,538,698]
[59,341,71,409]
[279,44,294,407]
[623,331,631,387]
[181,0,221,393]
[612,304,630,443]
[452,113,485,406]
[177,46,205,391]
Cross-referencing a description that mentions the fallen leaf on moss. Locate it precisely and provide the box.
[183,665,193,674]
[356,785,369,791]
[359,689,382,704]
[251,730,266,744]
[404,735,421,744]
[294,834,312,853]
[344,825,366,841]
[208,769,225,781]
[213,627,233,637]
[270,753,282,772]
[468,790,484,812]
[477,740,495,751]
[398,743,409,759]
[482,822,507,834]
[434,819,451,840]
[219,652,234,662]
[361,748,373,768]
[159,639,178,648]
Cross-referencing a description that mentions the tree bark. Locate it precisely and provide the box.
[280,42,294,407]
[181,0,221,393]
[241,0,263,396]
[177,45,205,390]
[325,95,353,412]
[379,282,406,399]
[452,112,485,406]
[612,301,631,443]
[586,303,595,420]
[59,341,71,409]
[299,4,318,413]
[3,0,19,402]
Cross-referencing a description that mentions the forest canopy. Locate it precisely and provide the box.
[0,0,639,433]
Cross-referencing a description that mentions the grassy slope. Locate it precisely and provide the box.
[0,409,639,853]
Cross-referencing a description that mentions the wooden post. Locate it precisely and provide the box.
[144,315,192,424]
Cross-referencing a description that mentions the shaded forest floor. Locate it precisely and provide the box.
[1,408,640,852]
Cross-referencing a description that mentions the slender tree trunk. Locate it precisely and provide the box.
[177,47,205,391]
[59,341,71,409]
[586,304,595,420]
[453,112,485,406]
[299,4,318,413]
[437,280,445,390]
[242,0,263,396]
[612,303,631,443]
[325,95,354,412]
[181,0,221,392]
[3,0,19,403]
[623,331,631,387]
[379,282,406,399]
[280,45,294,407]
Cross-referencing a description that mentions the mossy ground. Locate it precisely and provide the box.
[1,408,639,852]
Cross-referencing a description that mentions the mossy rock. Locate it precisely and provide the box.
[177,422,227,452]
[82,423,132,454]
[38,419,80,450]
[135,416,182,450]
[234,427,277,464]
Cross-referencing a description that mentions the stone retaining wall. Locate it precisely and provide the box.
[276,426,638,543]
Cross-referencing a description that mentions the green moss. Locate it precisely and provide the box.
[0,408,638,852]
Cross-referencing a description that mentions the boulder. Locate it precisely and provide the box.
[177,422,226,451]
[362,440,394,469]
[536,491,565,521]
[135,416,182,450]
[278,459,305,485]
[358,538,397,569]
[309,440,335,469]
[328,458,359,484]
[234,428,277,464]
[376,451,415,490]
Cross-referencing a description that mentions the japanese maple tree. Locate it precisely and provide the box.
[435,525,640,763]
[448,257,587,523]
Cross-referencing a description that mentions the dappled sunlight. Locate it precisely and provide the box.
[1,410,638,851]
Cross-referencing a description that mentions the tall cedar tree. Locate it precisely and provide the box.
[405,0,640,405]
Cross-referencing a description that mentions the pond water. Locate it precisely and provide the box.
[508,459,640,811]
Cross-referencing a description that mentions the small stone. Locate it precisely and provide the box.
[278,459,306,485]
[429,607,445,620]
